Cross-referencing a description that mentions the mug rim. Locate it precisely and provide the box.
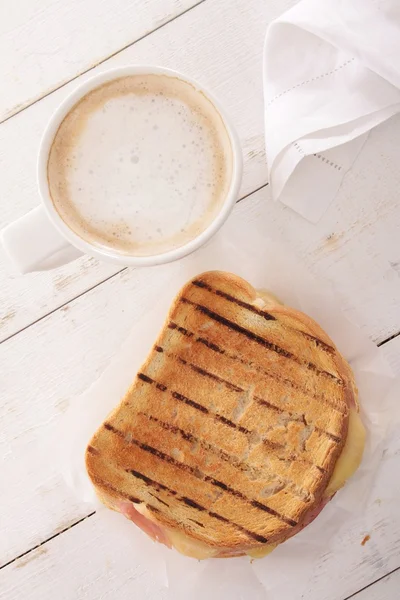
[37,65,243,267]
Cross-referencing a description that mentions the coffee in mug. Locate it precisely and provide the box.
[47,74,233,257]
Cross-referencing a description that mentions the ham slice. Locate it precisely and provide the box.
[118,501,172,548]
[118,495,333,558]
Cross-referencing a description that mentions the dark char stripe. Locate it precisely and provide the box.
[137,373,330,471]
[90,474,142,504]
[127,467,268,543]
[87,445,100,455]
[172,390,209,414]
[138,372,167,391]
[149,493,170,508]
[176,355,243,393]
[192,279,276,321]
[168,322,346,415]
[181,298,341,383]
[189,519,205,528]
[158,350,342,442]
[169,322,222,354]
[104,422,295,530]
[138,372,250,434]
[315,426,341,444]
[141,413,321,490]
[142,413,257,474]
[191,279,335,354]
[164,349,290,416]
[138,373,341,454]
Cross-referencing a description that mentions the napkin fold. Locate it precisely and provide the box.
[263,0,400,221]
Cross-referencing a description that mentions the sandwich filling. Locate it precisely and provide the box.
[117,405,365,559]
[86,275,364,560]
[116,291,366,559]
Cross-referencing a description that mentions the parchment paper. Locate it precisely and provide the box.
[58,203,400,599]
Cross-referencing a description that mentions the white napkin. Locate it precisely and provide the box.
[263,0,400,222]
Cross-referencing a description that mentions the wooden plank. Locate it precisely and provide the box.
[1,330,399,597]
[0,513,167,600]
[0,0,296,343]
[247,115,400,345]
[351,569,400,600]
[2,1,400,345]
[1,189,400,581]
[0,194,260,566]
[0,0,201,122]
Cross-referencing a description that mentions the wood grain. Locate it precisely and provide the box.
[0,0,294,342]
[0,513,167,600]
[0,0,201,122]
[1,190,400,585]
[0,324,399,598]
[1,0,400,346]
[1,0,400,598]
[351,568,400,599]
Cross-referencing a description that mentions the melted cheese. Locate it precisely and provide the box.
[324,407,366,498]
[246,544,277,559]
[133,409,365,559]
[134,502,153,519]
[167,529,219,559]
[254,289,283,308]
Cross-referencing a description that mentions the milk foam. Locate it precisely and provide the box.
[47,74,233,256]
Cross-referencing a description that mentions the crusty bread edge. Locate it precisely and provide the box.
[86,270,359,552]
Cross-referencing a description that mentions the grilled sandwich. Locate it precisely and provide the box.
[86,271,366,559]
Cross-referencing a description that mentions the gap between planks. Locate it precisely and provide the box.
[343,565,400,600]
[1,176,399,589]
[0,183,268,347]
[0,512,95,571]
[0,0,207,127]
[1,175,399,577]
[2,505,400,600]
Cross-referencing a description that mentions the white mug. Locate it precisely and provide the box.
[1,66,242,273]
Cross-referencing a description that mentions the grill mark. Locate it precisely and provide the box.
[127,466,268,543]
[275,452,327,475]
[137,373,332,473]
[168,322,194,338]
[263,439,285,452]
[191,280,335,354]
[90,475,142,504]
[138,373,250,434]
[215,414,251,435]
[167,351,286,415]
[296,330,335,353]
[159,352,341,443]
[142,413,325,486]
[141,413,320,496]
[176,356,242,392]
[172,390,209,414]
[181,298,341,383]
[142,412,261,478]
[169,322,345,413]
[189,518,205,528]
[137,372,167,392]
[87,445,100,455]
[149,492,170,508]
[192,279,276,321]
[315,426,341,444]
[143,412,326,478]
[105,422,295,529]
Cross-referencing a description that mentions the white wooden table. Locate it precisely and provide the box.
[1,1,400,598]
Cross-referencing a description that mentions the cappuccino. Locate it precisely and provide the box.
[47,74,233,256]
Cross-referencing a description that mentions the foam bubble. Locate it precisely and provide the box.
[47,74,233,256]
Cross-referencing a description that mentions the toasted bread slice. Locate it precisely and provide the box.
[86,271,357,553]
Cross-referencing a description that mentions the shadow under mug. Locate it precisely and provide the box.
[1,65,243,274]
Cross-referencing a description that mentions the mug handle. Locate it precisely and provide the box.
[1,206,83,273]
